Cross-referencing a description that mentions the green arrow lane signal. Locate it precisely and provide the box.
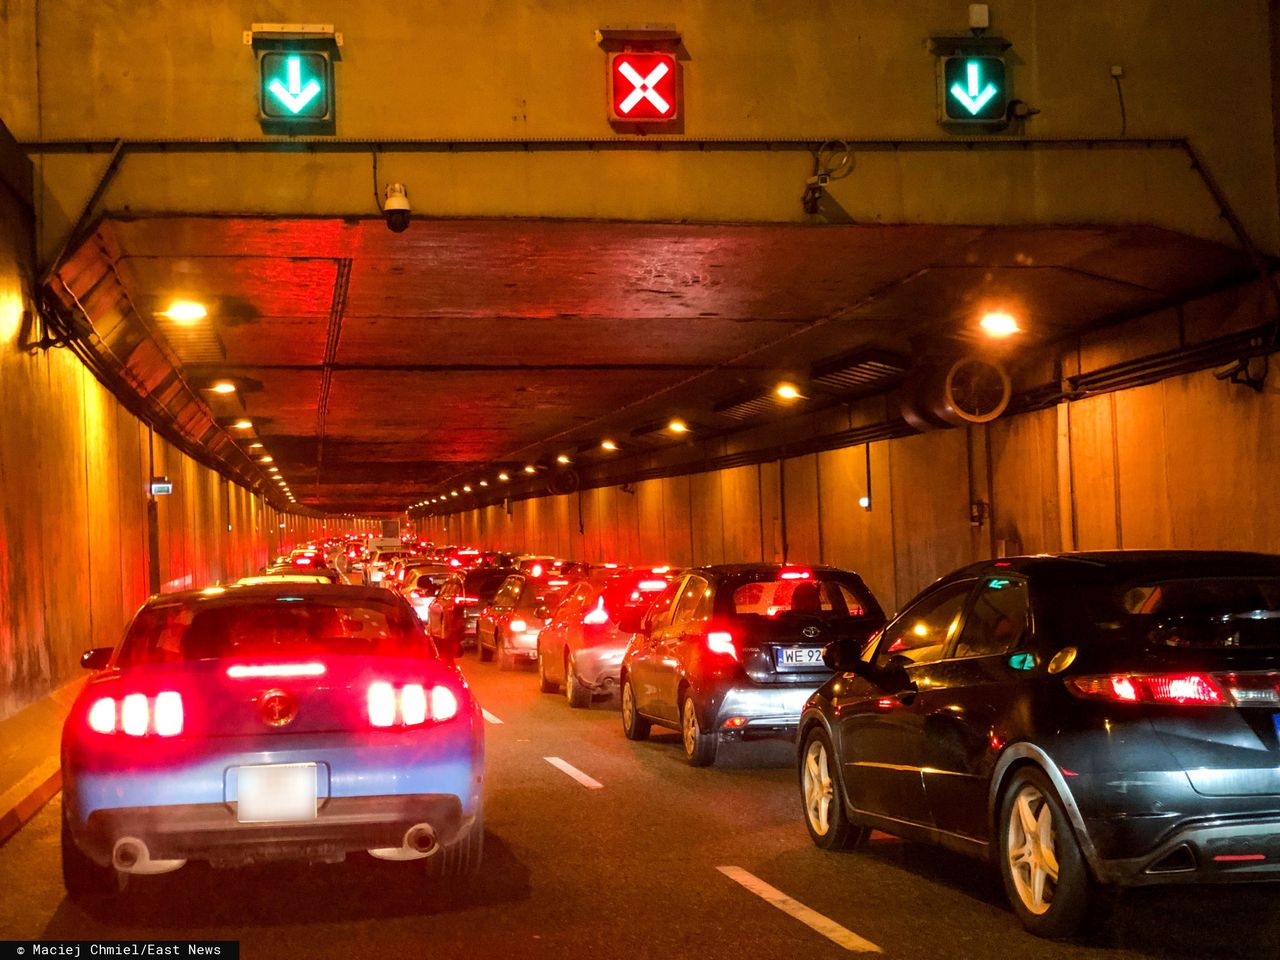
[269,56,322,114]
[951,61,997,115]
[941,55,1007,123]
[258,50,332,124]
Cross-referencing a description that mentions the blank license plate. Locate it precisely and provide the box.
[236,763,318,823]
[776,646,825,667]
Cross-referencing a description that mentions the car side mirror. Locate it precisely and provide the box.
[616,609,646,634]
[535,605,550,620]
[821,638,861,670]
[81,647,113,671]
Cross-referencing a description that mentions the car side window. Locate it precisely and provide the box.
[671,576,711,627]
[493,579,520,608]
[645,580,684,632]
[875,580,975,669]
[951,576,1030,659]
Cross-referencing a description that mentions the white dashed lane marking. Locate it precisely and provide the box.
[480,708,503,724]
[543,756,603,790]
[716,865,881,953]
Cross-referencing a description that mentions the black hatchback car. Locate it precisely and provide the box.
[620,564,884,767]
[798,551,1280,938]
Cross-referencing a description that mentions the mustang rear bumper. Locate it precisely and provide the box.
[73,794,471,867]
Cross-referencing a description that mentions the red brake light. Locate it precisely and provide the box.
[294,557,313,566]
[449,558,461,567]
[367,682,459,727]
[1067,673,1230,706]
[779,568,812,580]
[227,662,326,679]
[583,598,610,625]
[530,563,544,578]
[548,578,569,587]
[706,631,738,660]
[87,692,184,736]
[454,595,479,604]
[637,579,667,591]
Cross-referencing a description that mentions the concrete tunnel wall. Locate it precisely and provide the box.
[422,276,1280,615]
[0,176,351,720]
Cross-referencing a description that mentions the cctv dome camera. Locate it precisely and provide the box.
[383,183,411,233]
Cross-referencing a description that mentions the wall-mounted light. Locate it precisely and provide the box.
[858,496,871,511]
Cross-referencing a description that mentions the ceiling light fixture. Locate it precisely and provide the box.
[557,455,571,464]
[479,480,488,487]
[979,311,1021,338]
[601,440,618,451]
[524,465,536,474]
[158,300,207,324]
[463,485,472,493]
[210,381,236,394]
[668,419,688,434]
[259,456,273,463]
[775,383,802,401]
[498,472,510,482]
[233,420,254,430]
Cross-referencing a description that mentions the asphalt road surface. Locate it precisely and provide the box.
[1,654,1277,959]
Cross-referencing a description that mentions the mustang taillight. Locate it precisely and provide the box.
[1066,672,1231,706]
[367,682,459,727]
[87,692,184,736]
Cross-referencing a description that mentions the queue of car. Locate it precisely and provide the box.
[63,531,1280,940]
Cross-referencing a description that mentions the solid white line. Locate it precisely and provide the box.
[543,756,603,790]
[480,708,503,725]
[716,866,881,953]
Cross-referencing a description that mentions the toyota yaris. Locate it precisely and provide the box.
[61,583,484,901]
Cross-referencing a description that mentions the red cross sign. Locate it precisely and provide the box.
[608,52,679,122]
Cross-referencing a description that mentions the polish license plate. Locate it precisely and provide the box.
[776,646,825,667]
[236,763,318,823]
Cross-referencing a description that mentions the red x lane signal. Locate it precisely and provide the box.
[608,52,679,122]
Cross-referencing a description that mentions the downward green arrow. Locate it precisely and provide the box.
[268,56,322,114]
[950,62,998,115]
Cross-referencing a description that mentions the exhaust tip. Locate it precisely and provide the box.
[113,837,145,870]
[405,824,438,855]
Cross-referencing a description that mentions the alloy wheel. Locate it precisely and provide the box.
[1006,784,1060,916]
[802,739,834,836]
[682,698,698,755]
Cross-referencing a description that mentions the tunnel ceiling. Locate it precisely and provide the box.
[63,216,1254,514]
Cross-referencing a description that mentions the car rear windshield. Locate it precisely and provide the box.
[117,598,428,665]
[601,574,672,613]
[463,569,515,598]
[720,572,878,620]
[1112,577,1280,650]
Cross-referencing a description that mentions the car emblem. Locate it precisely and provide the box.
[258,688,298,727]
[802,625,821,639]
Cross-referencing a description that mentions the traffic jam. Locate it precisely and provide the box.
[53,534,1280,949]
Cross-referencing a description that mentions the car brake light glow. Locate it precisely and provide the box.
[87,697,116,734]
[1067,672,1230,706]
[121,693,149,736]
[509,619,528,633]
[399,684,428,725]
[652,566,671,574]
[153,691,184,737]
[294,557,313,566]
[530,563,544,578]
[779,568,812,580]
[706,631,738,659]
[367,681,459,726]
[454,595,479,604]
[548,578,569,587]
[637,579,667,591]
[367,681,397,727]
[227,662,326,679]
[583,598,610,625]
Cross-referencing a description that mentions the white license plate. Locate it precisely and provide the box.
[236,763,318,823]
[776,646,825,667]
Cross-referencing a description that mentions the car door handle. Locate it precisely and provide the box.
[895,686,918,706]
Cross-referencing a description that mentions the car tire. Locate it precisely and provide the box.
[565,655,591,709]
[61,811,120,903]
[426,811,484,879]
[537,649,559,693]
[680,693,717,767]
[620,677,650,741]
[998,767,1094,939]
[799,726,867,850]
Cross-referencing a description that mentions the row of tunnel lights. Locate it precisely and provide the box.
[159,300,296,507]
[156,299,1023,513]
[412,311,1024,513]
